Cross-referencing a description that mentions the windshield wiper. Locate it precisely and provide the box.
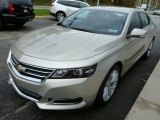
[71,27,95,33]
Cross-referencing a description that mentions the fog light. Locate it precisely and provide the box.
[48,98,55,104]
[47,98,83,105]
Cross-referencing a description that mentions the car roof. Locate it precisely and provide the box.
[84,6,142,14]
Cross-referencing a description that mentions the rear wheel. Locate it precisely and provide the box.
[143,40,154,59]
[56,12,66,21]
[0,19,2,30]
[96,65,120,105]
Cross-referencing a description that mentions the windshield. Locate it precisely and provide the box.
[60,9,128,35]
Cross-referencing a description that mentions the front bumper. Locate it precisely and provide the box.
[7,52,103,110]
[50,12,56,17]
[8,75,86,110]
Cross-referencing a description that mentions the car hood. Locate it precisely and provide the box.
[15,25,119,61]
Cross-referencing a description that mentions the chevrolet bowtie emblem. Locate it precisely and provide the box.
[16,64,26,73]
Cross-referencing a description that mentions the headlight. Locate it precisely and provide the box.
[49,64,97,79]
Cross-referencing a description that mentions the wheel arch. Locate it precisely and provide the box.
[152,36,155,42]
[113,61,123,76]
[94,61,123,105]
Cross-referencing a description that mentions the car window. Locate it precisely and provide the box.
[80,3,89,8]
[68,1,80,8]
[61,9,128,35]
[57,1,80,8]
[147,14,151,24]
[57,1,68,6]
[139,12,150,28]
[11,0,32,5]
[127,12,141,35]
[0,0,9,7]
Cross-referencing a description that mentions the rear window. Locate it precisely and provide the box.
[0,0,9,5]
[57,1,80,8]
[80,3,89,8]
[10,0,32,5]
[57,1,68,6]
[68,1,80,8]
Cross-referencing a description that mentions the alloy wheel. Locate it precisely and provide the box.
[57,12,65,21]
[103,69,119,102]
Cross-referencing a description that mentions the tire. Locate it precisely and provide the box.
[0,19,2,30]
[16,22,25,27]
[56,12,66,21]
[95,65,120,105]
[143,40,154,59]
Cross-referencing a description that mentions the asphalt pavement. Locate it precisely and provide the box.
[0,16,160,120]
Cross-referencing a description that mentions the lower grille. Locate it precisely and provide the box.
[16,85,42,100]
[10,55,54,82]
[47,98,83,105]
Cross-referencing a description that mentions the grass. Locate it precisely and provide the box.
[34,9,50,16]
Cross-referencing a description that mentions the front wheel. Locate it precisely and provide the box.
[96,65,120,105]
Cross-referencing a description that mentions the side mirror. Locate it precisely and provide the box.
[127,28,147,38]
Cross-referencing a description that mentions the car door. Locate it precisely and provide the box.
[139,12,154,50]
[123,12,146,71]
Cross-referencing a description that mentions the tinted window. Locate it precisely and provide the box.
[147,15,151,24]
[68,1,80,8]
[58,1,80,8]
[0,0,9,8]
[11,0,32,5]
[127,13,141,35]
[57,1,68,6]
[80,3,88,8]
[60,9,128,35]
[139,13,149,28]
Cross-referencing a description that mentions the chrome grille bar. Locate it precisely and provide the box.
[10,55,54,82]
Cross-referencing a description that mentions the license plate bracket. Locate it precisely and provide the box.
[24,9,28,13]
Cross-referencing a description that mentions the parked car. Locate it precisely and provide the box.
[0,0,35,29]
[7,7,156,110]
[153,9,160,15]
[50,0,90,21]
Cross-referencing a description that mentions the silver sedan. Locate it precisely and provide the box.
[7,7,156,110]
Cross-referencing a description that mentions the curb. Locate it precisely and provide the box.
[125,59,160,120]
[33,5,50,9]
[35,16,51,18]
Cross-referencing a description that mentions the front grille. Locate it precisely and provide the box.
[10,55,53,82]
